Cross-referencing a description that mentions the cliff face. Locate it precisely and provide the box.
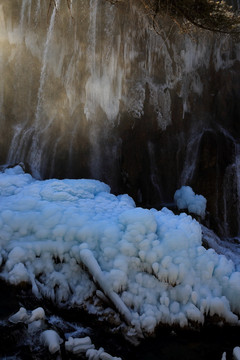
[0,0,240,237]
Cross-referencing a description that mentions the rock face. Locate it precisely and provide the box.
[0,0,240,237]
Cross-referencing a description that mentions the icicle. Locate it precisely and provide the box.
[79,248,143,337]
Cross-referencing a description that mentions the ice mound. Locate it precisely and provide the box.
[1,166,240,336]
[174,186,207,218]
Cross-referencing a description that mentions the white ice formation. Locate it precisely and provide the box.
[28,307,45,323]
[9,306,45,324]
[86,347,122,360]
[174,186,207,218]
[65,336,94,355]
[9,307,30,324]
[65,336,121,359]
[41,329,63,354]
[233,347,240,360]
[1,166,240,337]
[221,352,226,360]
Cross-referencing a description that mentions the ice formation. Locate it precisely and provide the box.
[1,166,240,337]
[86,348,122,360]
[9,307,30,324]
[41,330,63,354]
[65,336,94,355]
[221,352,227,360]
[233,347,240,360]
[9,306,45,325]
[174,186,207,218]
[28,307,45,322]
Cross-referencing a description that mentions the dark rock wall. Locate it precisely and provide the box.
[0,0,240,237]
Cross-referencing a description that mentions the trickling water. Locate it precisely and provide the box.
[27,0,60,178]
[27,0,32,24]
[66,120,80,176]
[180,133,203,186]
[20,0,28,32]
[147,141,163,203]
[34,0,41,25]
[7,124,26,164]
[85,0,101,178]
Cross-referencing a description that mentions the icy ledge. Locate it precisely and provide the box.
[1,165,240,338]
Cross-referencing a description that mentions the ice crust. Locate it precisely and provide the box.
[1,166,240,335]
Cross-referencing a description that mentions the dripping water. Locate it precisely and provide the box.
[7,0,60,178]
[67,120,80,176]
[50,136,63,177]
[180,133,203,186]
[27,0,32,24]
[85,0,102,179]
[34,0,41,25]
[7,124,27,165]
[147,142,163,201]
[20,0,28,32]
[7,70,34,166]
[34,2,58,126]
[27,0,60,178]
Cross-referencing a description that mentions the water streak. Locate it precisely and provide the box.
[34,0,41,25]
[20,0,28,32]
[180,133,203,185]
[28,0,60,178]
[85,0,101,178]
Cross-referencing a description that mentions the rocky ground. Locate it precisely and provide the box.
[1,280,240,360]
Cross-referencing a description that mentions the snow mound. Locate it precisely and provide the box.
[0,166,240,336]
[174,186,207,218]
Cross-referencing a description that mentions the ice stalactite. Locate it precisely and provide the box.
[79,248,143,337]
